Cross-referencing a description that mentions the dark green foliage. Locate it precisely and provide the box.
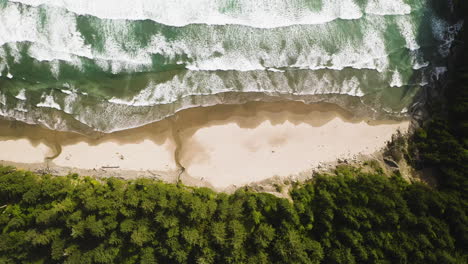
[0,166,465,263]
[0,169,320,263]
[409,53,468,192]
[1,3,467,264]
[406,2,468,262]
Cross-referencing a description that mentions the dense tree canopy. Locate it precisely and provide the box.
[0,164,466,264]
[1,2,467,264]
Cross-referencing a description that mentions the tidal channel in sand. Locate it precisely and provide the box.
[0,101,409,189]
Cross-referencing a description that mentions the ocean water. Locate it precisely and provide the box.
[0,0,460,133]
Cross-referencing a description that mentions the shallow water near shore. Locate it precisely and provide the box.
[0,0,459,134]
[0,0,457,188]
[0,101,408,188]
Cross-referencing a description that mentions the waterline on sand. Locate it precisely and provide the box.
[0,101,408,189]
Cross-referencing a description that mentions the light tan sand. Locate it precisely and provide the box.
[0,101,409,189]
[53,139,177,171]
[180,118,408,188]
[0,139,52,163]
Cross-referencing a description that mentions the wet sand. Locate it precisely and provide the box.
[0,101,409,189]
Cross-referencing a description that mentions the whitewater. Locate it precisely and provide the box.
[0,0,460,133]
[9,0,412,28]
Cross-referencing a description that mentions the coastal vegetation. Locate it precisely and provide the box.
[1,16,468,264]
[2,56,468,262]
[0,2,467,264]
[0,66,467,264]
[0,164,466,264]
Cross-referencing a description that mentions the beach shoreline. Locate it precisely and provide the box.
[0,101,409,190]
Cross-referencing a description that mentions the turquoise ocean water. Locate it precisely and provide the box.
[0,0,461,133]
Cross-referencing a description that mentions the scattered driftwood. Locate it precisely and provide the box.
[383,158,399,169]
[35,168,57,175]
[146,170,162,178]
[337,159,349,164]
[101,166,120,169]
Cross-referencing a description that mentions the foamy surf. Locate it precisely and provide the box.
[0,0,458,134]
[8,0,417,28]
[0,1,423,76]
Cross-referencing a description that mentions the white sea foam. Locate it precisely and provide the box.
[15,89,27,100]
[0,1,425,75]
[365,0,411,15]
[420,74,429,86]
[0,94,6,105]
[407,49,429,70]
[107,97,134,106]
[0,2,154,74]
[37,94,62,110]
[434,67,447,80]
[390,71,403,87]
[431,17,464,57]
[169,19,392,73]
[0,2,156,77]
[107,70,366,107]
[412,54,429,70]
[413,62,429,70]
[0,47,6,76]
[60,89,73,95]
[331,28,389,72]
[63,91,78,114]
[267,68,285,73]
[283,19,389,73]
[0,0,451,132]
[0,2,93,76]
[15,101,28,112]
[396,16,420,51]
[6,0,408,28]
[341,76,365,96]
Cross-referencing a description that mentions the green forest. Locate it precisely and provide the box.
[1,3,468,264]
[0,163,466,264]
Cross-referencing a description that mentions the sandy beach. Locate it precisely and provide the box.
[0,101,409,189]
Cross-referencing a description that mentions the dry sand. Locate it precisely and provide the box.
[0,101,409,189]
[53,139,177,171]
[0,139,52,163]
[180,118,407,188]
